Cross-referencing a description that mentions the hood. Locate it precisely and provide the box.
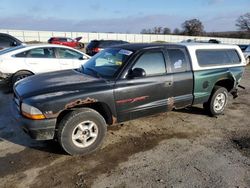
[15,69,104,99]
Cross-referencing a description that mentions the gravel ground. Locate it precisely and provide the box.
[0,66,249,188]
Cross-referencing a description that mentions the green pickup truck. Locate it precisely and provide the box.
[13,43,246,155]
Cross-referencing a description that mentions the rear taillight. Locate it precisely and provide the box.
[92,48,101,53]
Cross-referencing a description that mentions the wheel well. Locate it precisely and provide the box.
[11,70,34,86]
[214,79,234,92]
[13,70,34,77]
[56,102,113,129]
[86,102,113,125]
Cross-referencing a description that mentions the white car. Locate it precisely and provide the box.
[0,44,90,85]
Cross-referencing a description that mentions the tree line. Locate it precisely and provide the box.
[141,12,250,39]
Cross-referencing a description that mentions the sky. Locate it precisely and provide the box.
[0,0,249,33]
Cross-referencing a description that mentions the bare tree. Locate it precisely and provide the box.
[153,27,157,34]
[157,27,163,34]
[147,29,152,34]
[141,26,171,35]
[140,29,148,34]
[182,19,204,36]
[163,27,171,34]
[173,28,181,35]
[236,13,250,31]
[140,29,152,34]
[153,27,162,34]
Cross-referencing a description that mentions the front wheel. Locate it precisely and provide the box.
[57,108,107,155]
[12,71,33,86]
[206,86,228,116]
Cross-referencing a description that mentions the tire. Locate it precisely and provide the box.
[79,43,85,49]
[246,57,250,65]
[12,71,33,86]
[57,108,107,155]
[206,86,228,116]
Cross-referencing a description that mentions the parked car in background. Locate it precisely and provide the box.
[182,38,221,44]
[86,40,129,56]
[0,44,90,86]
[0,33,23,50]
[48,37,85,49]
[238,44,248,51]
[208,39,221,44]
[238,44,250,64]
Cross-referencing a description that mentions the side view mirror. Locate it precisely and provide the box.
[10,41,18,47]
[79,56,88,60]
[128,68,146,78]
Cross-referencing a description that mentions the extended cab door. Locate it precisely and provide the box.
[166,47,193,108]
[114,49,174,122]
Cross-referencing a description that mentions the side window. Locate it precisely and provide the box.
[196,49,241,66]
[59,38,67,42]
[57,48,82,59]
[67,38,73,42]
[0,36,14,46]
[226,50,241,64]
[99,41,110,48]
[168,49,188,73]
[15,51,28,57]
[16,48,55,58]
[132,51,166,76]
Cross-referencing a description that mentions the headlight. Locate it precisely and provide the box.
[21,103,45,120]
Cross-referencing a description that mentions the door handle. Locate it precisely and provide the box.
[60,62,69,65]
[165,81,172,87]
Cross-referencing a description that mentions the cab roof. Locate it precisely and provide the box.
[112,42,239,52]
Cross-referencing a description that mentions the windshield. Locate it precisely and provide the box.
[82,48,133,79]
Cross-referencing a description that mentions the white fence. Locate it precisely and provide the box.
[0,29,250,44]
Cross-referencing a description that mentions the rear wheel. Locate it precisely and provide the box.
[205,86,228,116]
[57,108,107,155]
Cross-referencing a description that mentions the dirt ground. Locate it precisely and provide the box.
[0,67,250,188]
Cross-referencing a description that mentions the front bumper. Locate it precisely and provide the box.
[0,72,12,80]
[12,101,57,140]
